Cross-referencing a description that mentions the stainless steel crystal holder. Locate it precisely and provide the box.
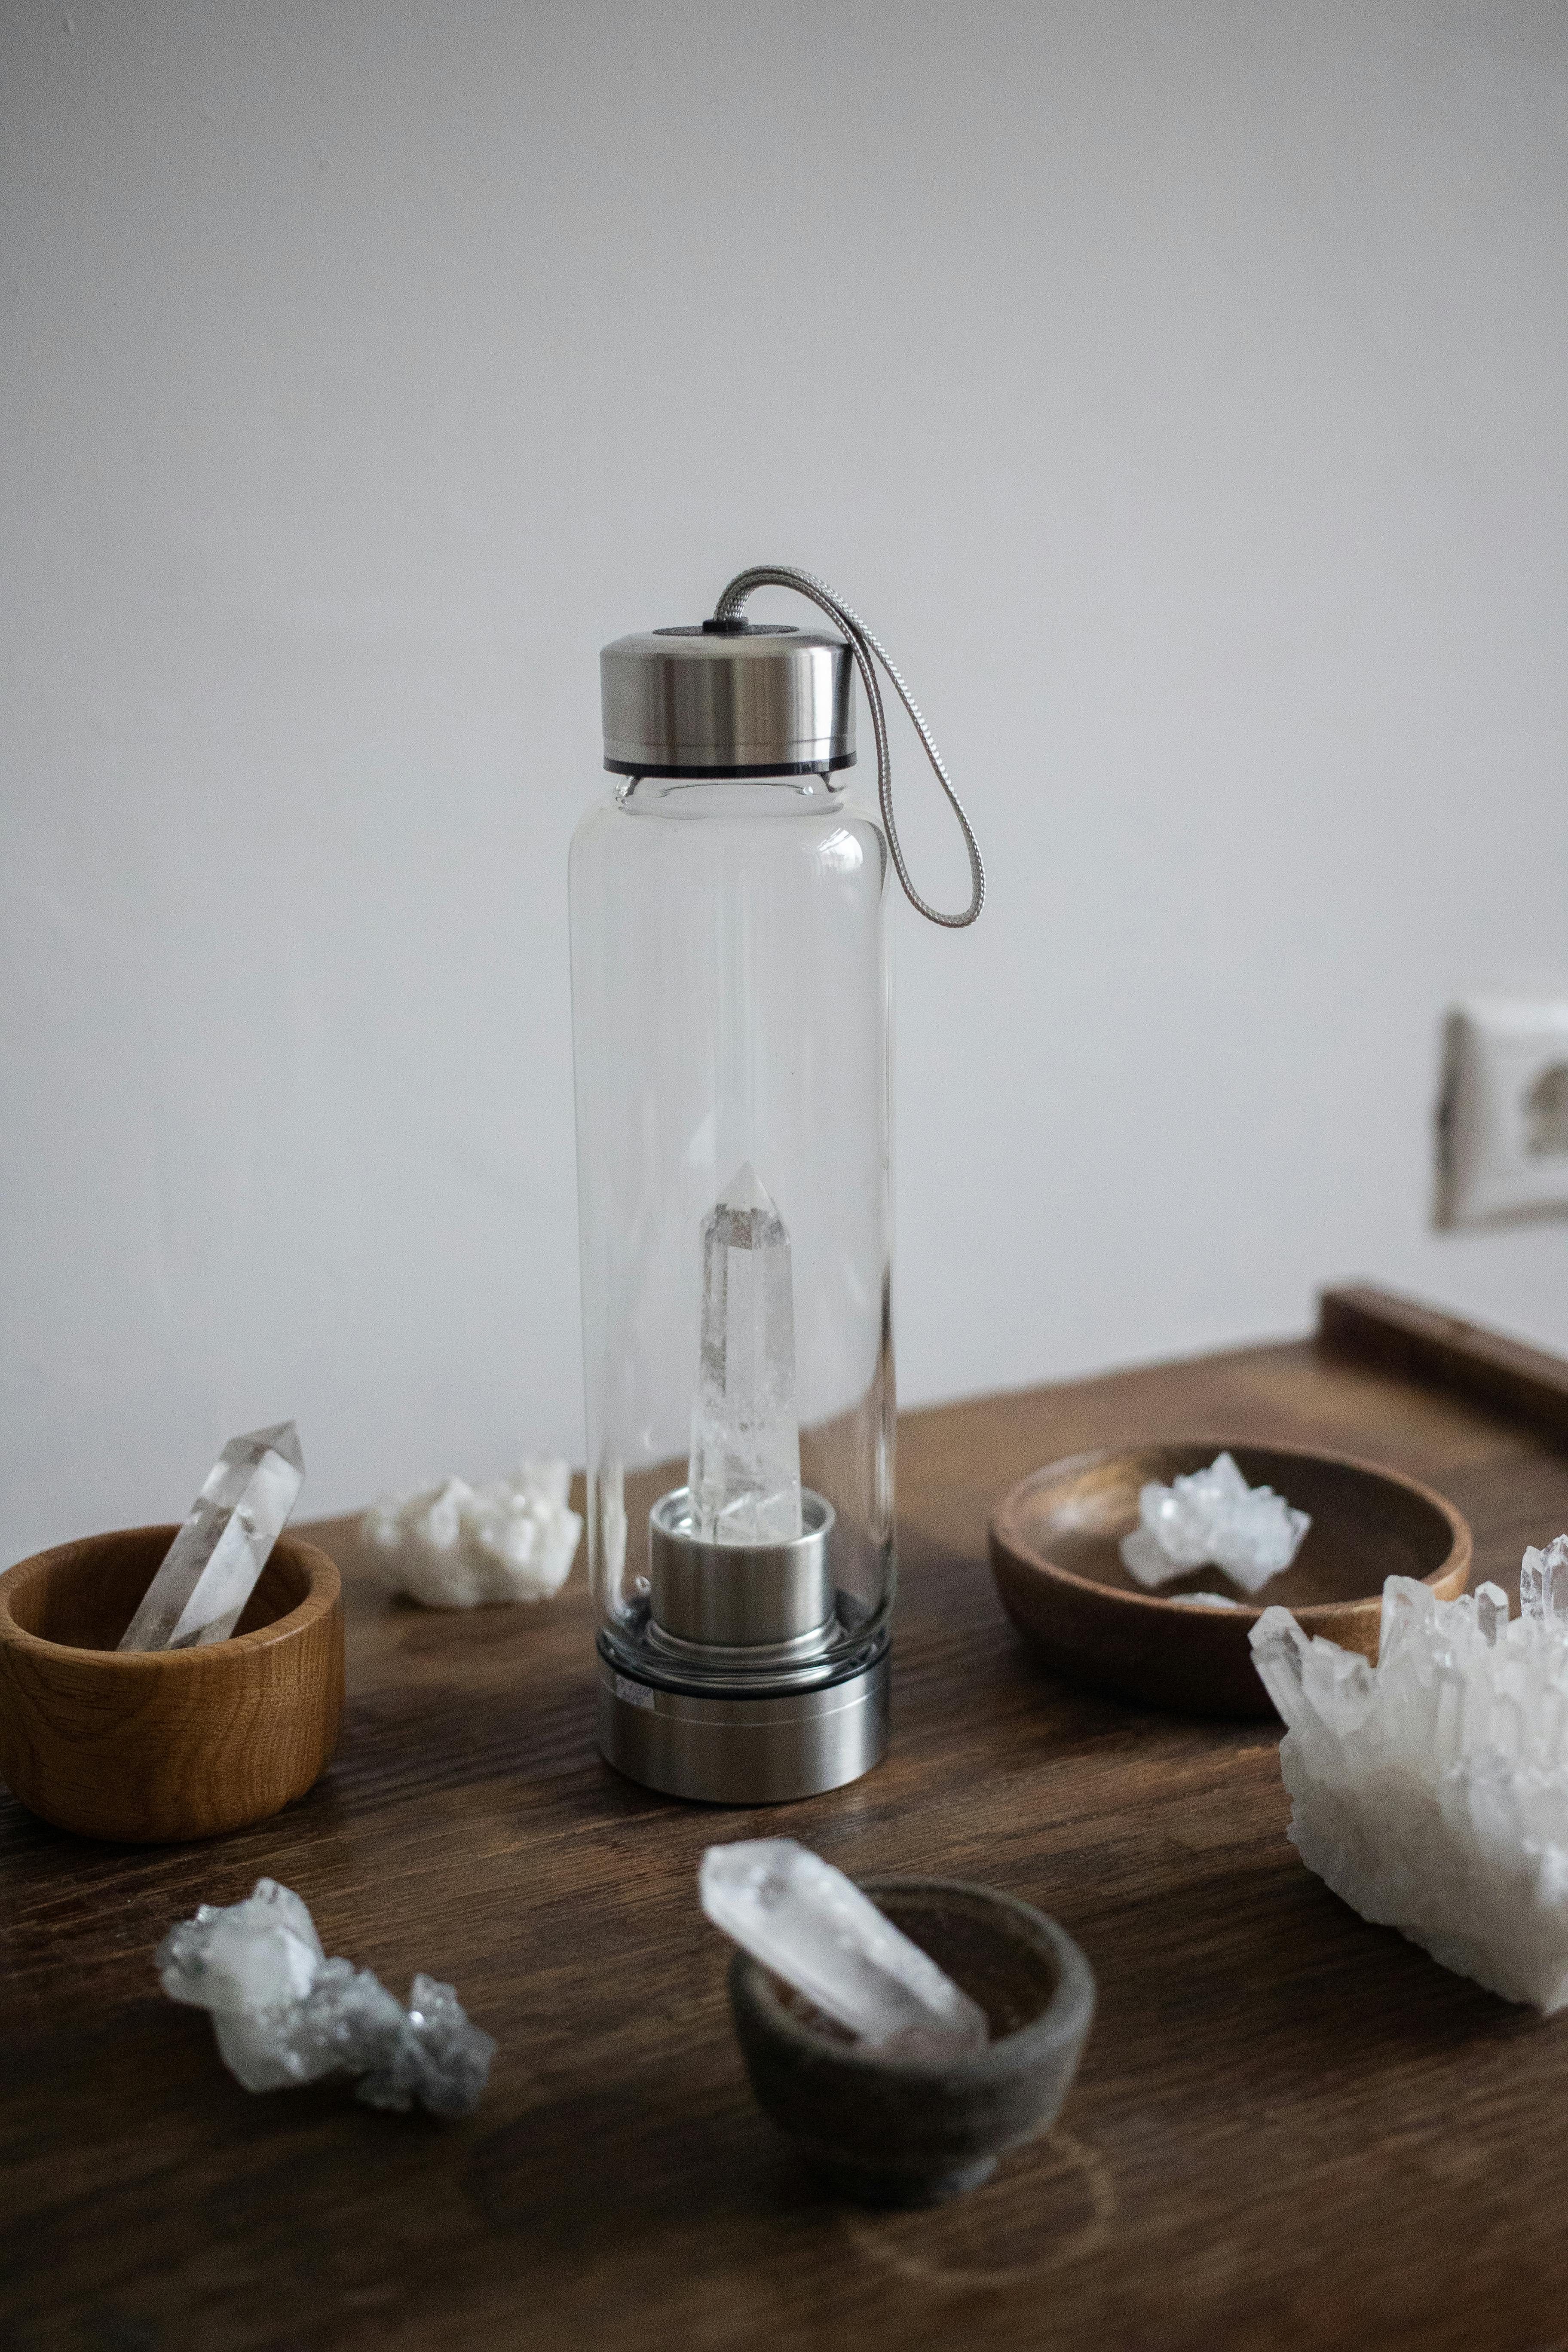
[647,1488,836,1657]
[595,1486,888,1806]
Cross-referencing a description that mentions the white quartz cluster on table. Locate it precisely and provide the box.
[701,1838,989,2062]
[157,1879,496,2114]
[362,1459,581,1608]
[1250,1537,1568,2012]
[1121,1451,1311,1596]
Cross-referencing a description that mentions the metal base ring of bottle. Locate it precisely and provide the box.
[595,1633,890,1805]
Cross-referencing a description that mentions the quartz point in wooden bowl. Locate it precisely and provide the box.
[0,1526,342,1842]
[1251,1537,1568,2012]
[118,1421,305,1652]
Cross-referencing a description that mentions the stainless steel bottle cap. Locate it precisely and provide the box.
[600,620,855,778]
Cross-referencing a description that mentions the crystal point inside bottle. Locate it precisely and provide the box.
[688,1164,802,1545]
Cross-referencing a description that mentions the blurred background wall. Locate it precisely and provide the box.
[3,0,1565,1560]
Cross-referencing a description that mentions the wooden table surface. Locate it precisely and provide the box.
[6,1293,1568,2352]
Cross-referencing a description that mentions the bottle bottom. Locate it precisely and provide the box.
[595,1630,890,1805]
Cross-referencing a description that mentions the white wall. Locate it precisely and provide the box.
[3,0,1566,1563]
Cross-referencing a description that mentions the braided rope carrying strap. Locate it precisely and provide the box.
[712,565,986,931]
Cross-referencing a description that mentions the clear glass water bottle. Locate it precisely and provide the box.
[570,570,982,1803]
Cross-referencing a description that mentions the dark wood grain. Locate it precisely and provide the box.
[1322,1282,1568,1439]
[4,1320,1568,2352]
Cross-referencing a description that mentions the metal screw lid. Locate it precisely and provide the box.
[600,618,855,779]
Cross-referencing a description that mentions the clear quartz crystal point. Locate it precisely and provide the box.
[1521,1534,1568,1621]
[688,1164,802,1544]
[700,1839,989,2061]
[1476,1581,1509,1646]
[118,1421,305,1652]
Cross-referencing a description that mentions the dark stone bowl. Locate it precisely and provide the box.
[727,1875,1095,2207]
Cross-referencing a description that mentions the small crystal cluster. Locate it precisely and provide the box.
[1250,1537,1568,2011]
[701,1838,989,2061]
[362,1458,581,1608]
[158,1879,496,2113]
[1121,1451,1311,1595]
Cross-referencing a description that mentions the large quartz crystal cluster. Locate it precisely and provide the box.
[688,1165,803,1545]
[1250,1537,1568,2011]
[1121,1451,1311,1595]
[120,1421,305,1651]
[701,1838,989,2061]
[158,1879,496,2113]
[362,1458,581,1608]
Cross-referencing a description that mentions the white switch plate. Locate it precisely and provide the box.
[1438,991,1568,1225]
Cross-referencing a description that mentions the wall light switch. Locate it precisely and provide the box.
[1438,991,1568,1226]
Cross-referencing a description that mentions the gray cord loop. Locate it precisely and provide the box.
[713,565,986,929]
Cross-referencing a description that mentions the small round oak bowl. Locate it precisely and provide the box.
[0,1525,344,1843]
[989,1439,1471,1718]
[727,1876,1095,2208]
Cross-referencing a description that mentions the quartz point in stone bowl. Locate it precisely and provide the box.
[157,1878,495,2114]
[701,1838,989,2061]
[1121,1450,1311,1596]
[1250,1536,1568,2012]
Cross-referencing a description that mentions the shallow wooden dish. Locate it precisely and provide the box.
[0,1525,343,1842]
[989,1439,1471,1718]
